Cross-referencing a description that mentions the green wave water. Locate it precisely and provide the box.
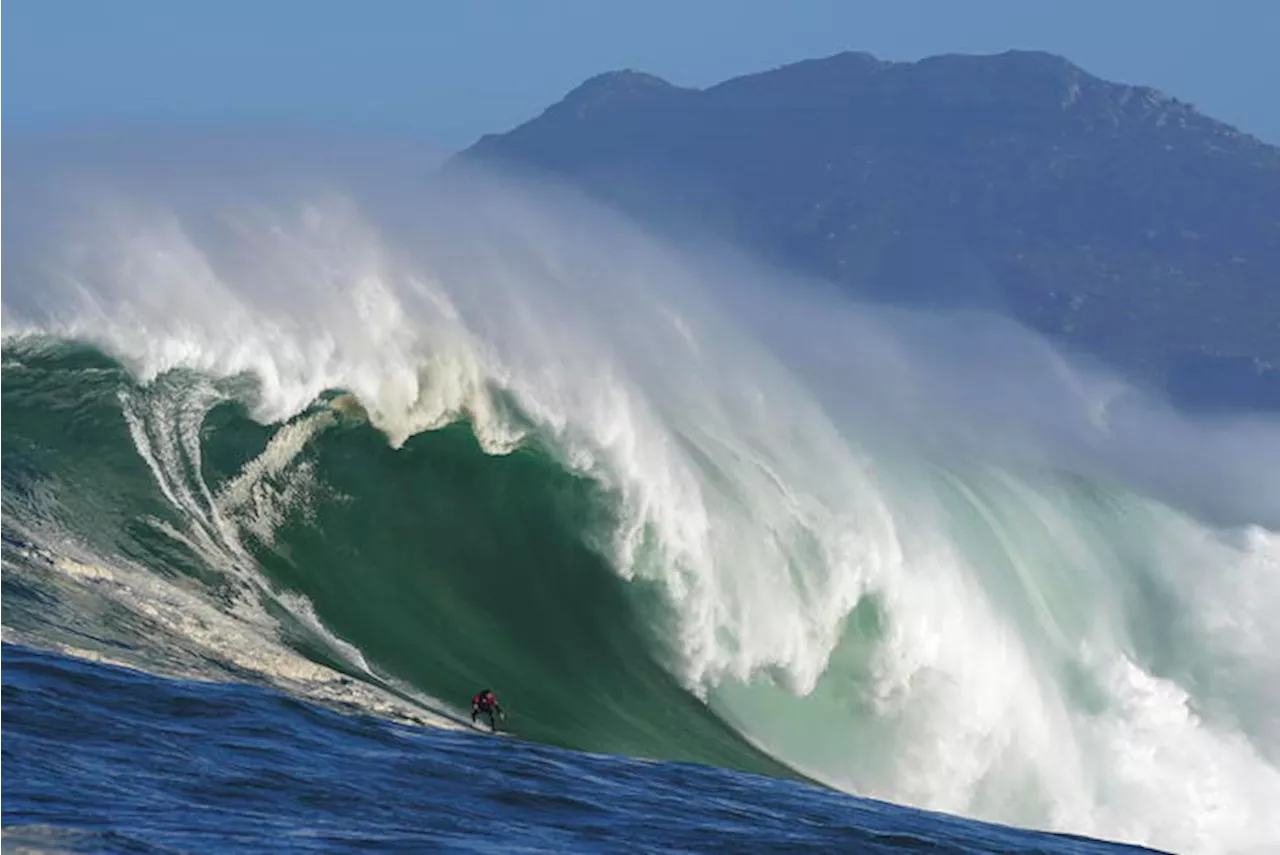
[2,342,796,779]
[212,399,784,770]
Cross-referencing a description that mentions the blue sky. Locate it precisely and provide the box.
[6,1,1279,149]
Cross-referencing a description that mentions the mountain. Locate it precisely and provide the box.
[458,51,1280,411]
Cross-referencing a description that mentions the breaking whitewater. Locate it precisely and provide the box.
[4,138,1279,854]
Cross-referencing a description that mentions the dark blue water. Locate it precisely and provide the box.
[2,644,1164,854]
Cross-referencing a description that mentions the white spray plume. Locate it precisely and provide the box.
[5,133,1280,854]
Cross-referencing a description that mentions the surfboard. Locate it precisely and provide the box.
[470,719,508,736]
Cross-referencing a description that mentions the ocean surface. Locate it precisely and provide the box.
[3,643,1163,854]
[3,140,1279,854]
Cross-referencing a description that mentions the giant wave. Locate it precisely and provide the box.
[3,136,1280,854]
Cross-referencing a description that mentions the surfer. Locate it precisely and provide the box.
[471,689,504,731]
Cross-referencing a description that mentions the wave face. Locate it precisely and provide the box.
[4,137,1280,854]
